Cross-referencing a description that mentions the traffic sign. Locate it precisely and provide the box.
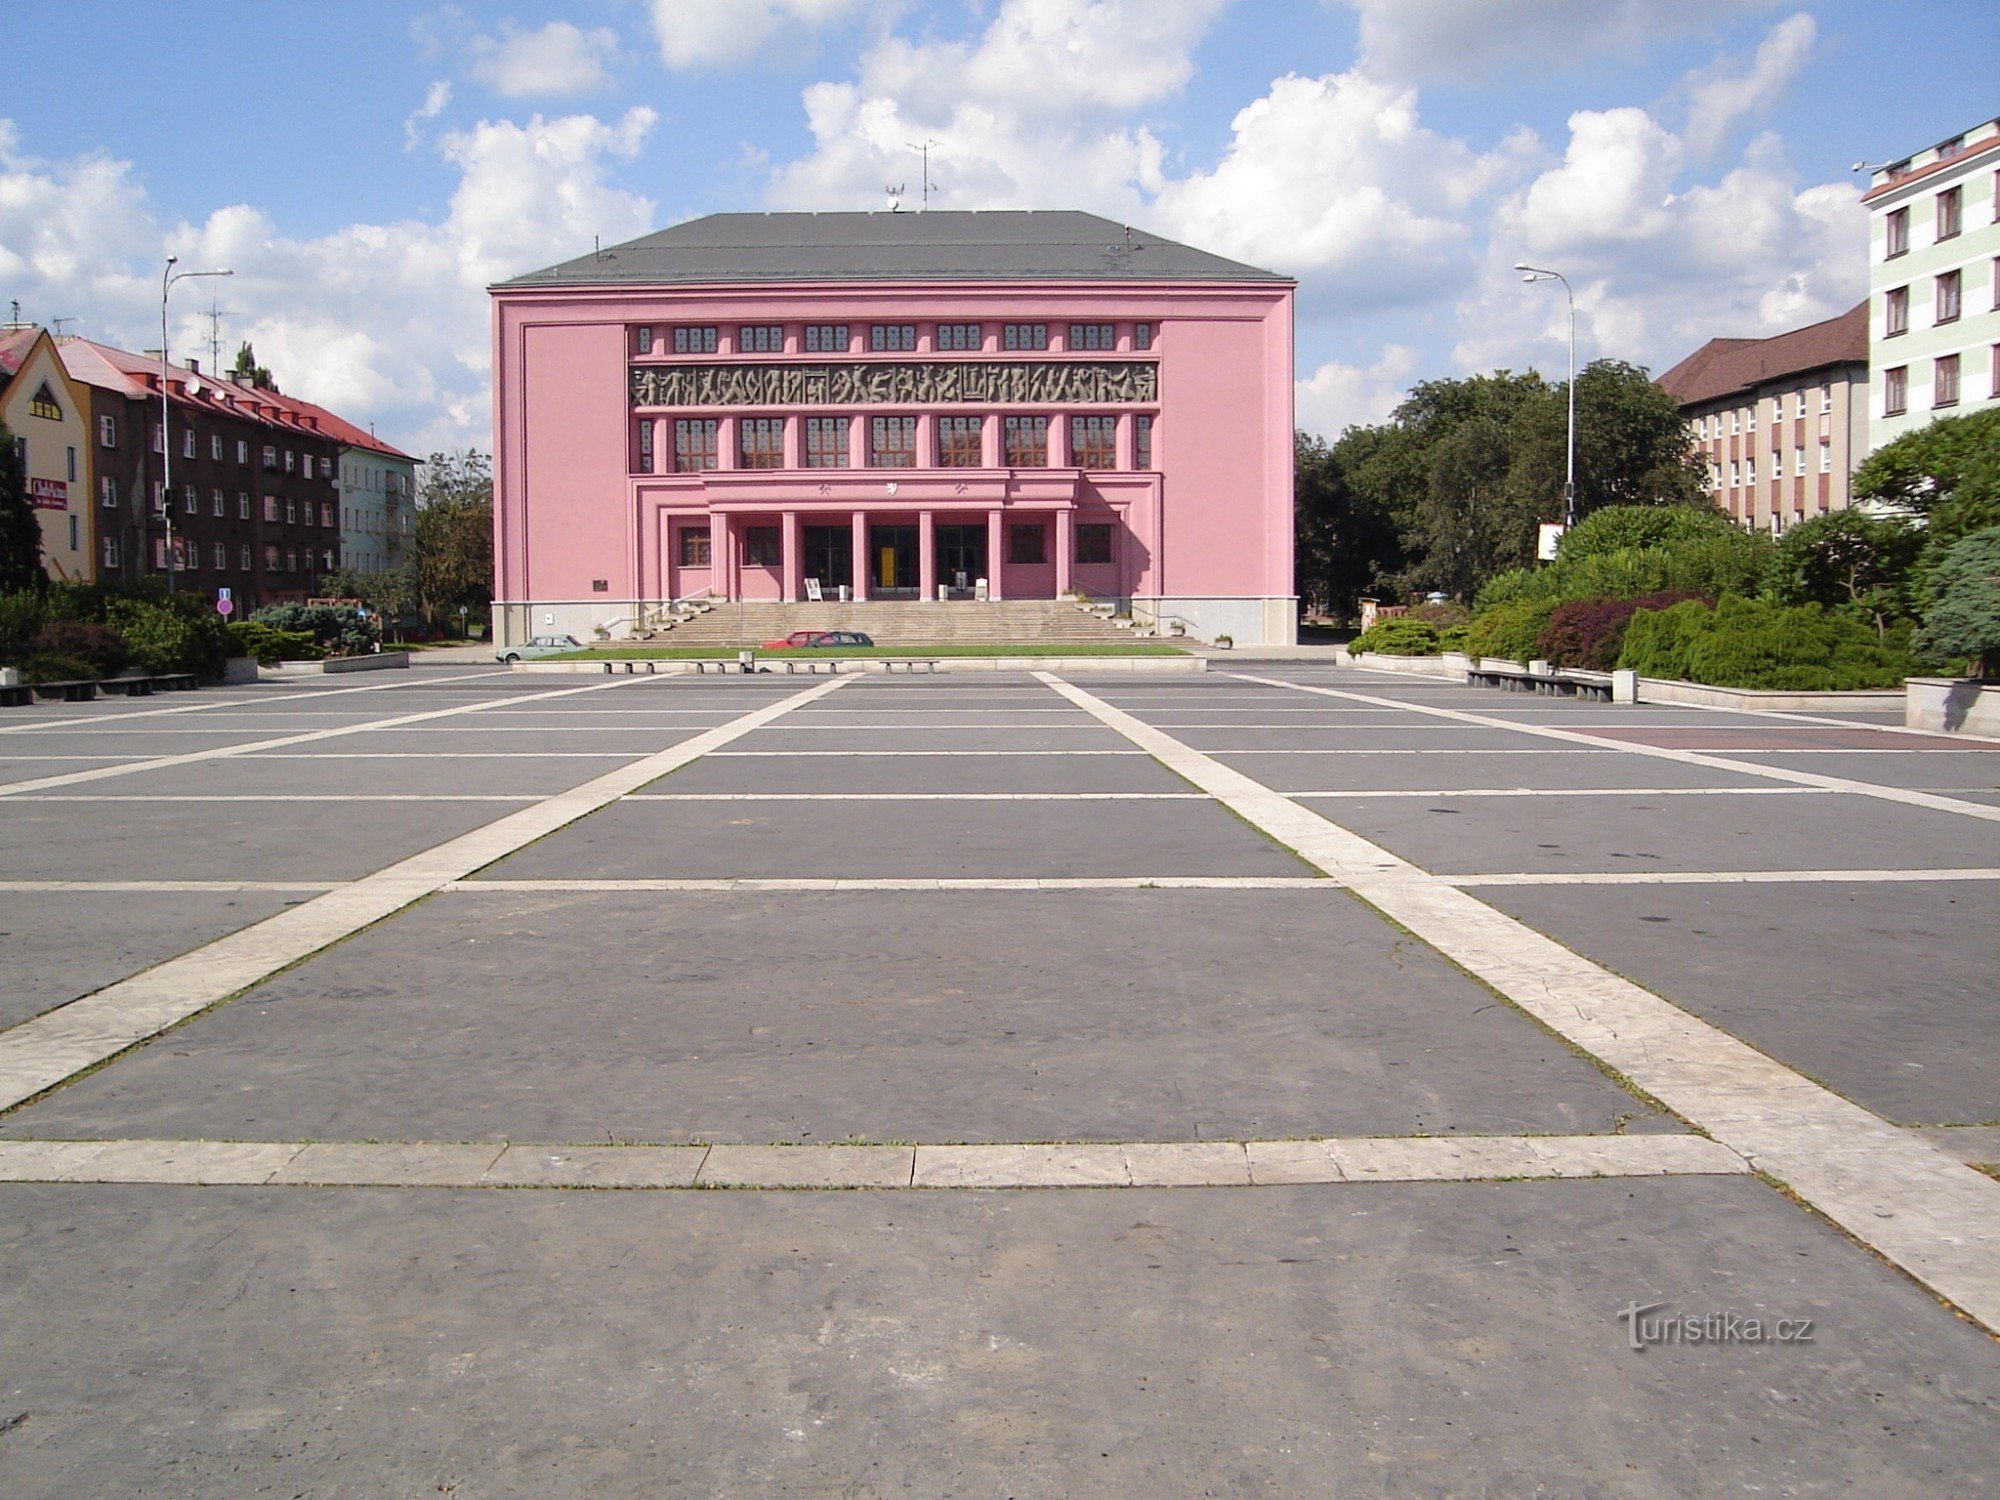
[216,597,235,617]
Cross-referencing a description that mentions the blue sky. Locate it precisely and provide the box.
[2,2,1993,453]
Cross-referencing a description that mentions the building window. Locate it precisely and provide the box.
[101,534,119,569]
[938,415,983,468]
[68,514,78,552]
[869,324,916,352]
[263,495,278,522]
[1934,353,1960,407]
[1730,409,1740,435]
[672,326,719,355]
[284,450,295,473]
[262,445,277,469]
[739,417,784,469]
[637,419,653,471]
[182,428,195,459]
[804,324,849,354]
[320,456,332,479]
[1745,456,1755,484]
[1937,185,1962,240]
[1991,345,2000,399]
[805,416,850,468]
[1004,414,1048,467]
[1070,414,1116,469]
[1885,206,1909,257]
[99,414,117,447]
[184,483,198,513]
[151,482,164,513]
[1008,523,1046,565]
[1746,405,1756,432]
[264,544,280,570]
[742,525,781,567]
[738,324,783,353]
[1820,381,1832,413]
[1936,268,1962,323]
[210,434,223,460]
[241,543,252,570]
[212,488,224,516]
[287,548,298,572]
[1003,323,1049,351]
[1075,523,1113,565]
[66,444,76,481]
[673,419,718,472]
[1820,444,1832,473]
[1794,446,1806,477]
[1134,322,1153,350]
[237,439,249,463]
[99,476,116,508]
[152,424,164,454]
[238,492,250,519]
[868,415,916,467]
[935,323,982,351]
[213,541,226,569]
[1068,323,1114,351]
[1884,365,1907,416]
[678,527,711,567]
[285,498,297,525]
[322,549,333,571]
[1793,389,1806,417]
[635,326,653,355]
[1136,416,1156,469]
[320,501,333,527]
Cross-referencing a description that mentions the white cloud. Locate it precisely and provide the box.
[468,21,618,98]
[1296,345,1420,437]
[1681,11,1815,158]
[0,109,660,455]
[403,80,452,149]
[650,0,872,70]
[1344,0,1782,84]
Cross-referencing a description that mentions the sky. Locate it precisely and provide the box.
[1,1,1994,457]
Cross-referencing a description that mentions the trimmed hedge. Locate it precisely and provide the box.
[1349,616,1442,655]
[1618,597,1911,690]
[228,620,322,665]
[1464,597,1560,663]
[247,602,377,658]
[29,621,128,679]
[1537,590,1707,671]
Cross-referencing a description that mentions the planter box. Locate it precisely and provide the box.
[1906,677,2000,737]
[221,657,261,685]
[1634,678,1906,713]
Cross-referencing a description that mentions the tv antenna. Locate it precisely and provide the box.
[885,182,906,212]
[201,295,237,374]
[51,316,79,337]
[908,139,939,207]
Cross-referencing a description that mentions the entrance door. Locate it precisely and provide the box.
[803,524,852,595]
[869,524,918,597]
[935,523,987,595]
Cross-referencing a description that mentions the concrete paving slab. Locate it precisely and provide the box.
[1120,1140,1253,1186]
[0,888,1668,1145]
[56,1138,303,1184]
[482,1144,709,1188]
[646,748,1186,794]
[270,1142,506,1185]
[73,753,664,798]
[1327,1135,1551,1181]
[473,795,1313,880]
[1211,748,1765,793]
[1306,790,2000,875]
[1480,880,2000,1126]
[5,1178,1989,1495]
[914,1143,1131,1187]
[728,725,1131,754]
[1739,749,2000,791]
[0,889,300,1029]
[697,1143,913,1187]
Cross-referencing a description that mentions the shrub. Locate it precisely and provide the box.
[0,588,50,664]
[1555,503,1741,562]
[1536,590,1708,671]
[1914,526,2000,679]
[228,621,321,664]
[1618,597,1911,690]
[1408,600,1471,628]
[106,596,231,679]
[20,652,101,684]
[248,602,378,658]
[1464,597,1560,662]
[1437,624,1469,653]
[1474,567,1549,609]
[1349,616,1441,655]
[29,620,128,678]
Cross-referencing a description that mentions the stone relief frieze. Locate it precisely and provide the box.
[631,360,1157,409]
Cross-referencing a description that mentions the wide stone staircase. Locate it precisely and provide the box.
[634,599,1150,647]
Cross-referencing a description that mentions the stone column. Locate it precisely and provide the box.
[918,508,936,600]
[1053,507,1072,597]
[851,510,869,601]
[715,517,736,601]
[781,510,801,603]
[986,509,1005,601]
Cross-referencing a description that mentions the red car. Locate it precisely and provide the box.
[759,629,874,649]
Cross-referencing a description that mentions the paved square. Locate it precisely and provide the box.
[0,661,1995,1492]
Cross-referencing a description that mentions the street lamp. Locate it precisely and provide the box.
[160,256,232,593]
[1515,262,1576,529]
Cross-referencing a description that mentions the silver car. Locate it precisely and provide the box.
[496,634,583,664]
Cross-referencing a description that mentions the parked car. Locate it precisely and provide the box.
[496,634,583,663]
[759,629,875,649]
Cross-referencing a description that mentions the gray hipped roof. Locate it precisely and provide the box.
[498,211,1288,288]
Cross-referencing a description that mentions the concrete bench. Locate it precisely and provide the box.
[30,679,97,702]
[691,658,755,675]
[879,658,942,674]
[1466,660,1632,703]
[0,682,33,708]
[599,660,661,674]
[150,673,200,692]
[97,676,156,697]
[777,659,841,674]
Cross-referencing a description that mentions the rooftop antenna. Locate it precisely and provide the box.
[51,316,77,337]
[594,234,614,261]
[201,295,236,375]
[6,300,18,328]
[908,139,939,207]
[885,182,905,213]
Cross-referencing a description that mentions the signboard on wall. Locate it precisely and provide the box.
[631,359,1159,410]
[28,478,67,511]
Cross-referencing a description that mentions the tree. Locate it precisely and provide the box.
[1294,428,1404,621]
[1852,407,2000,552]
[1766,510,1925,638]
[228,342,275,391]
[317,565,419,639]
[411,449,493,632]
[0,421,45,593]
[1915,527,2000,679]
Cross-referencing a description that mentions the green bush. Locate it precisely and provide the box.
[106,596,231,679]
[1408,600,1471,627]
[227,620,321,664]
[20,652,100,684]
[1536,591,1706,671]
[1464,597,1560,662]
[1437,624,1469,653]
[30,621,128,678]
[0,589,50,664]
[1915,526,2000,678]
[1473,568,1547,609]
[1349,616,1442,655]
[248,602,378,658]
[1555,503,1742,562]
[1618,597,1911,690]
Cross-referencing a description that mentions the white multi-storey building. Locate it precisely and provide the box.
[1863,115,2000,448]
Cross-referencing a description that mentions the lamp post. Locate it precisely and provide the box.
[160,256,233,593]
[1514,263,1576,528]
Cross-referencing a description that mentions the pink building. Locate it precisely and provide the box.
[489,211,1297,645]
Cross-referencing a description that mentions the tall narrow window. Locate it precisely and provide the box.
[1004,415,1048,467]
[1991,345,2000,400]
[241,543,252,571]
[739,417,784,469]
[804,324,849,354]
[1936,268,1962,323]
[1885,205,1909,257]
[1937,185,1962,240]
[1934,353,1960,407]
[805,416,850,468]
[634,326,653,355]
[1069,414,1116,469]
[935,323,982,351]
[183,429,195,458]
[1137,417,1157,470]
[99,414,117,447]
[1003,323,1049,351]
[211,434,223,460]
[938,415,983,467]
[213,541,226,569]
[212,488,224,516]
[1884,366,1908,416]
[868,415,916,467]
[101,534,119,568]
[637,419,654,471]
[1134,322,1153,350]
[674,419,719,472]
[100,476,117,508]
